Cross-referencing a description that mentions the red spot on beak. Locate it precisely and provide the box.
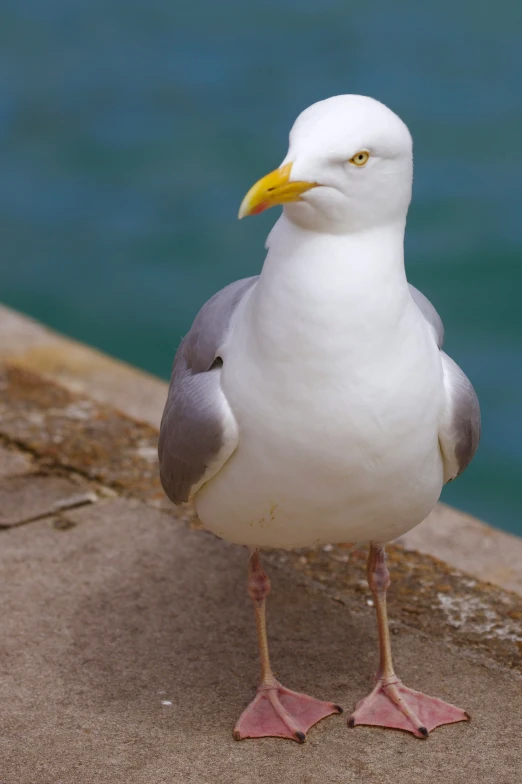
[251,201,269,215]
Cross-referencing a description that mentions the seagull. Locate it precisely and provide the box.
[158,95,480,743]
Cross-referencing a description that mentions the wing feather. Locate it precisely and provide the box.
[158,276,257,503]
[409,284,480,481]
[409,283,444,348]
[438,352,481,482]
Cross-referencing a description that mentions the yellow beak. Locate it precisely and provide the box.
[238,162,318,219]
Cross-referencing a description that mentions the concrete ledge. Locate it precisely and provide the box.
[1,497,520,784]
[1,318,521,782]
[0,494,520,784]
[0,304,166,428]
[398,504,522,596]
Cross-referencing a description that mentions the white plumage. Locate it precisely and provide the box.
[196,218,445,548]
[158,95,479,743]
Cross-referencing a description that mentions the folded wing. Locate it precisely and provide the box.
[409,284,480,483]
[158,277,258,504]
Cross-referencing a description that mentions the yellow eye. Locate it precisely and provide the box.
[349,150,370,167]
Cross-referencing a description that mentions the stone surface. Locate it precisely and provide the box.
[0,497,521,784]
[270,542,522,673]
[0,320,521,782]
[0,442,33,478]
[398,503,522,595]
[0,473,97,528]
[0,365,164,505]
[0,303,166,428]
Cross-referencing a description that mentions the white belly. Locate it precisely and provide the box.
[195,308,444,549]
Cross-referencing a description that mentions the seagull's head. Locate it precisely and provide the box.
[239,95,413,234]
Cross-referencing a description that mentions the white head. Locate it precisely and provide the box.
[239,95,413,234]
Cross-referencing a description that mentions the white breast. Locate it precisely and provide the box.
[195,219,445,549]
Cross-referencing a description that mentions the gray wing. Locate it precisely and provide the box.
[409,284,480,481]
[438,352,481,482]
[158,276,258,504]
[409,284,444,348]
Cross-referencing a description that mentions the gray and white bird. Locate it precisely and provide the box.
[158,95,480,742]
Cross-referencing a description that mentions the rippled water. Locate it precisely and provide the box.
[1,1,521,533]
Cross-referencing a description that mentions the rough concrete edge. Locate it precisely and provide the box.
[1,302,521,595]
[0,303,167,429]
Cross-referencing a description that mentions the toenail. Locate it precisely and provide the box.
[295,731,306,743]
[418,726,428,737]
[348,717,355,728]
[334,704,344,713]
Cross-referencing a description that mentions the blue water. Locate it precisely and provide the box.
[1,1,521,534]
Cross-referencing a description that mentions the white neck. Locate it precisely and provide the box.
[245,215,410,357]
[265,214,406,281]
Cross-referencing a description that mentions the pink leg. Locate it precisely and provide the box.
[348,543,469,738]
[233,550,342,743]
